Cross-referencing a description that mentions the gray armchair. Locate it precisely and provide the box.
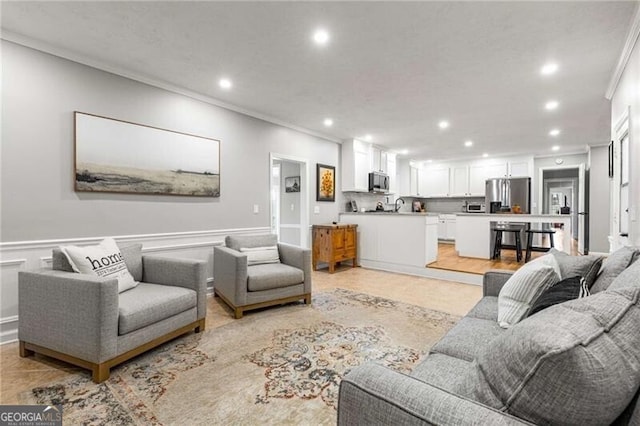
[213,234,311,319]
[18,243,207,383]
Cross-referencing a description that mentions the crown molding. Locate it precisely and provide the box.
[1,30,342,144]
[605,3,640,100]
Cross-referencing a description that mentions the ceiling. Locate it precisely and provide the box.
[2,1,637,162]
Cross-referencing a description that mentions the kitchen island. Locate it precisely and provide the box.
[338,212,439,271]
[455,213,573,259]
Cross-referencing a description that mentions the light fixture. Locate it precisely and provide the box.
[482,153,489,158]
[545,100,559,110]
[549,129,561,137]
[323,118,333,127]
[313,29,330,45]
[426,159,433,163]
[438,120,450,129]
[400,149,409,155]
[364,134,373,142]
[541,62,558,75]
[464,140,473,147]
[552,145,560,151]
[219,78,232,89]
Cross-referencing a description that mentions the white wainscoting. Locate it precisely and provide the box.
[0,227,270,345]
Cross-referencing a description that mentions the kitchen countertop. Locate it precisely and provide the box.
[456,213,571,217]
[340,211,438,216]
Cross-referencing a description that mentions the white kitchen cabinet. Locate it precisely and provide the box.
[371,146,382,172]
[450,165,470,196]
[386,152,397,194]
[342,139,371,192]
[468,162,508,196]
[409,166,419,196]
[508,160,530,177]
[437,214,457,240]
[418,167,449,197]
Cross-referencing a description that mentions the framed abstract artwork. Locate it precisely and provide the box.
[316,164,335,202]
[74,112,220,197]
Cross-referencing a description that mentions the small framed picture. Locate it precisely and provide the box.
[608,140,614,178]
[316,164,335,202]
[285,176,300,193]
[412,200,422,212]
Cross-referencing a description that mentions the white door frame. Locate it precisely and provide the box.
[538,164,587,254]
[269,153,310,248]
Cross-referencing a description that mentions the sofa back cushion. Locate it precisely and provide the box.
[548,248,603,288]
[225,234,278,252]
[608,254,640,292]
[457,285,640,426]
[591,246,640,293]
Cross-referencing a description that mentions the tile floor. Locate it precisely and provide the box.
[0,267,482,404]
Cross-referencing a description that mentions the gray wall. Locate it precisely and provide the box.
[279,160,302,245]
[588,145,611,252]
[1,41,342,242]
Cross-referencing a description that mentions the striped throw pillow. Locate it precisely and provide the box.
[240,246,280,266]
[498,255,561,328]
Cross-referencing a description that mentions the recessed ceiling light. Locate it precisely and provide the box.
[545,100,559,110]
[464,140,473,147]
[400,149,409,155]
[552,145,560,151]
[549,129,561,137]
[541,62,559,75]
[482,153,489,158]
[219,78,232,89]
[323,118,333,127]
[313,29,330,45]
[364,134,373,142]
[438,120,450,129]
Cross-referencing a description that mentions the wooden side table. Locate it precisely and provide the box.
[312,224,358,273]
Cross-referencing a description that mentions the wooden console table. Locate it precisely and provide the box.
[312,224,358,273]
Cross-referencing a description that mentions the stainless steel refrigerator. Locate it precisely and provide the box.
[485,177,531,214]
[485,177,531,248]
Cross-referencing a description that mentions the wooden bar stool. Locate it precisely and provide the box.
[525,228,556,262]
[491,225,524,262]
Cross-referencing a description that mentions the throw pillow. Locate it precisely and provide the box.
[591,246,640,293]
[59,237,138,293]
[497,254,561,328]
[240,246,280,266]
[548,248,603,288]
[455,285,640,426]
[528,276,589,317]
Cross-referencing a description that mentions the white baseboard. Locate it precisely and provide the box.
[0,227,269,345]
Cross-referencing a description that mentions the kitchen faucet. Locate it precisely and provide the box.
[394,198,405,212]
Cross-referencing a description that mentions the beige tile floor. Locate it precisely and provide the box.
[0,267,481,404]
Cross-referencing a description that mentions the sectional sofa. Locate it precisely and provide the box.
[338,246,640,425]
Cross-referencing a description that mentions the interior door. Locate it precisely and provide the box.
[578,163,587,254]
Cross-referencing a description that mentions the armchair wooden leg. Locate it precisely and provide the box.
[19,341,34,358]
[234,308,243,319]
[92,363,110,384]
[195,318,206,333]
[304,294,312,305]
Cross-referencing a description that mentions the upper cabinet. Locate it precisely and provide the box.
[450,165,470,196]
[342,139,371,192]
[507,160,530,177]
[417,167,450,197]
[342,139,398,193]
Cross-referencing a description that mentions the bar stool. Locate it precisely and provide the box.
[491,225,524,262]
[525,228,556,262]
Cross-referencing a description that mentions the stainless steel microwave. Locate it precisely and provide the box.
[368,171,389,193]
[466,202,486,213]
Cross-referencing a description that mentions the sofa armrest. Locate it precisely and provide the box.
[213,246,248,306]
[18,270,119,363]
[278,242,312,294]
[142,256,207,319]
[338,363,531,426]
[483,269,515,297]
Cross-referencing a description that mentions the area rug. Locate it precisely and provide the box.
[21,288,460,425]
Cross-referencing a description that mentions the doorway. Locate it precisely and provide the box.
[270,153,309,248]
[538,164,588,254]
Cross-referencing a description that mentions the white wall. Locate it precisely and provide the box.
[279,161,302,245]
[610,27,640,248]
[0,41,342,343]
[588,145,611,253]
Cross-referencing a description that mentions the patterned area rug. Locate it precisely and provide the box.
[21,289,459,425]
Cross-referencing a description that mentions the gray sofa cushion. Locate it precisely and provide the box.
[411,353,472,392]
[465,296,498,321]
[118,282,196,335]
[548,248,603,288]
[226,234,278,251]
[456,286,640,426]
[247,263,304,292]
[430,317,504,362]
[591,246,640,293]
[608,255,640,292]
